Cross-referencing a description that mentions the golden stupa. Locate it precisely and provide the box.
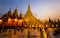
[24,3,40,24]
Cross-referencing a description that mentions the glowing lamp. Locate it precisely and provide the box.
[52,25,54,27]
[32,25,35,27]
[8,18,12,25]
[56,24,58,27]
[19,19,23,23]
[46,25,48,27]
[14,19,18,22]
[8,18,12,21]
[0,19,2,23]
[39,25,41,27]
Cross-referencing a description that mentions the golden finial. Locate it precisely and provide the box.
[28,3,30,10]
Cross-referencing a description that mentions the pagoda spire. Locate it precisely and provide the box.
[13,6,18,18]
[49,17,51,23]
[2,13,7,18]
[24,3,33,17]
[10,8,11,11]
[7,8,12,17]
[28,3,31,11]
[16,6,17,10]
[19,11,22,18]
[15,6,18,12]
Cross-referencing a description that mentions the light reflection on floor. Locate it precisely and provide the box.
[0,28,60,38]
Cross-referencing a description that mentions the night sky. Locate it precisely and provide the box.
[0,0,60,20]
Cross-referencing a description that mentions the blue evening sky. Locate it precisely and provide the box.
[0,0,60,20]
